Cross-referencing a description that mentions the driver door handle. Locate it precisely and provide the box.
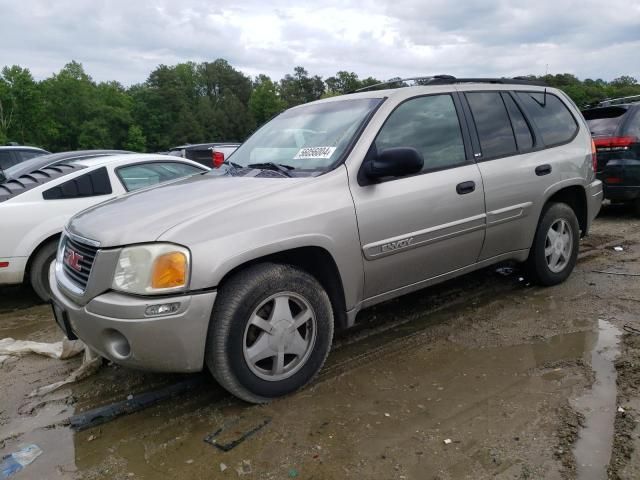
[456,181,476,195]
[535,164,552,176]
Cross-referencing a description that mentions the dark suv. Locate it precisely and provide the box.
[0,145,50,170]
[582,97,640,212]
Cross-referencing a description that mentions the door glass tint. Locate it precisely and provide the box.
[515,92,578,146]
[466,92,518,159]
[503,93,534,151]
[118,162,204,191]
[375,94,466,171]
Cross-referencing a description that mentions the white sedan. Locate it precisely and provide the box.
[0,153,209,301]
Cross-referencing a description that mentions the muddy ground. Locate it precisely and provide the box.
[1,203,639,480]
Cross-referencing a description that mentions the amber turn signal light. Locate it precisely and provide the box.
[151,252,187,289]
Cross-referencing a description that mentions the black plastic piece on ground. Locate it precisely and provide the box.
[204,417,272,452]
[69,375,207,431]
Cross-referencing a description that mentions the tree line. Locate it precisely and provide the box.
[0,59,638,153]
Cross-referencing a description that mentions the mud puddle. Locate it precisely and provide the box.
[571,320,621,479]
[64,325,600,479]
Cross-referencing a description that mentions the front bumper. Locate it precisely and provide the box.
[49,266,216,372]
[586,179,604,233]
[0,257,27,285]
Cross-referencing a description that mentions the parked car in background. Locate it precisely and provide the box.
[0,154,208,301]
[51,76,602,403]
[1,150,132,182]
[169,143,240,168]
[582,96,640,213]
[0,145,49,170]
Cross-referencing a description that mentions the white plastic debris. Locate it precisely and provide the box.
[443,438,452,445]
[614,246,624,252]
[28,348,102,397]
[0,337,84,360]
[384,413,391,417]
[618,406,625,413]
[219,463,228,472]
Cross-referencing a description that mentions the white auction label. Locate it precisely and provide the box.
[293,146,337,159]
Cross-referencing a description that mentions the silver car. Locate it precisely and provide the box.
[50,77,603,403]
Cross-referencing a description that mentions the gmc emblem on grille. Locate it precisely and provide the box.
[64,248,84,272]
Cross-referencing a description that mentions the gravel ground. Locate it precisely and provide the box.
[0,202,638,479]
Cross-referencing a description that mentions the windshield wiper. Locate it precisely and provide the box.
[223,159,244,169]
[247,162,294,177]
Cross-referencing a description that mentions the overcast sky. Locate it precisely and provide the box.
[1,0,639,85]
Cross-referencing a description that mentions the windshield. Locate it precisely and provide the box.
[223,98,381,174]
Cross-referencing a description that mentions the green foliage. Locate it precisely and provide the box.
[249,75,286,125]
[279,66,325,107]
[124,125,146,152]
[1,59,639,152]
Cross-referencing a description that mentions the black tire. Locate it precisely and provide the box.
[526,202,580,286]
[206,262,334,403]
[29,240,58,303]
[633,199,640,216]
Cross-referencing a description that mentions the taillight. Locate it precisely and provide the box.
[212,151,225,168]
[591,138,597,172]
[605,177,623,184]
[593,136,638,150]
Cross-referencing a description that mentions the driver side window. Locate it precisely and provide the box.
[374,94,466,173]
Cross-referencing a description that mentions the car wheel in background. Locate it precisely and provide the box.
[29,240,58,302]
[206,262,334,403]
[526,202,580,286]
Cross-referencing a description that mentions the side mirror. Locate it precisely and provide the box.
[364,147,424,179]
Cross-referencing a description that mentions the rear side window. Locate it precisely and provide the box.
[466,92,518,159]
[582,107,629,136]
[503,93,534,151]
[515,92,578,146]
[43,167,112,200]
[0,151,16,169]
[117,162,204,191]
[374,94,466,172]
[17,151,42,162]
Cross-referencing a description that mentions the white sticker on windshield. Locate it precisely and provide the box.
[293,146,337,160]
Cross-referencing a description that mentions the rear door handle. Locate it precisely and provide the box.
[456,181,476,195]
[535,164,552,176]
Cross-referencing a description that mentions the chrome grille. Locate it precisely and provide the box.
[62,236,98,291]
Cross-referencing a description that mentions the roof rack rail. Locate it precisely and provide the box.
[596,94,640,107]
[353,75,547,92]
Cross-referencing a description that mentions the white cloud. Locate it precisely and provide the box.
[0,0,638,84]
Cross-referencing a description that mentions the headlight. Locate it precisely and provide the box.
[112,243,190,295]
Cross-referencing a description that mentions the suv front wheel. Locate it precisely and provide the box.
[526,202,580,286]
[206,263,334,403]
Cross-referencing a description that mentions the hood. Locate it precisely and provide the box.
[68,173,305,247]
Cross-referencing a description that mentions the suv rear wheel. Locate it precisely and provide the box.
[526,202,579,286]
[206,263,334,403]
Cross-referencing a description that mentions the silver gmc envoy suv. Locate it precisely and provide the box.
[50,76,603,403]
